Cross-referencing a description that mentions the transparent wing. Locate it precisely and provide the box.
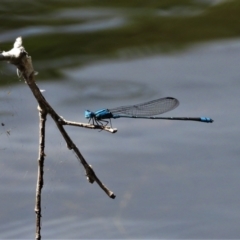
[109,97,179,117]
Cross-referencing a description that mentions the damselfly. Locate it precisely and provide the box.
[85,97,213,127]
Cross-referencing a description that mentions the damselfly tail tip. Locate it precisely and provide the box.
[201,117,214,123]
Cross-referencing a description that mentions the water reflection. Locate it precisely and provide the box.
[1,37,240,238]
[0,18,125,43]
[1,0,240,239]
[1,0,239,85]
[65,79,155,101]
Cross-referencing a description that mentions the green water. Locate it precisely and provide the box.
[1,0,240,85]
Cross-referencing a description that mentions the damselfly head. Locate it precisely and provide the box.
[85,110,94,119]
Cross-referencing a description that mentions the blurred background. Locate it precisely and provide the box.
[1,0,240,238]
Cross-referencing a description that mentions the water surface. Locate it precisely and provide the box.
[0,1,240,239]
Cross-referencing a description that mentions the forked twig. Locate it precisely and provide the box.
[0,37,116,240]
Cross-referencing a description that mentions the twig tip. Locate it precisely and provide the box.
[110,193,116,199]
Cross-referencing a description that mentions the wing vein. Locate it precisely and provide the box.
[109,97,179,117]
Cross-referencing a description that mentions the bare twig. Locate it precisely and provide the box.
[35,106,47,240]
[0,37,116,239]
[60,117,117,133]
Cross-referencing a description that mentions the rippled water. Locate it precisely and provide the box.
[1,38,240,238]
[1,1,240,239]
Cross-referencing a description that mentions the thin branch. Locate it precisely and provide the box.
[26,72,115,198]
[35,106,47,240]
[60,118,117,133]
[0,36,116,239]
[0,37,116,197]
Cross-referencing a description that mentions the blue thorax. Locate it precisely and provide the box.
[85,109,115,120]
